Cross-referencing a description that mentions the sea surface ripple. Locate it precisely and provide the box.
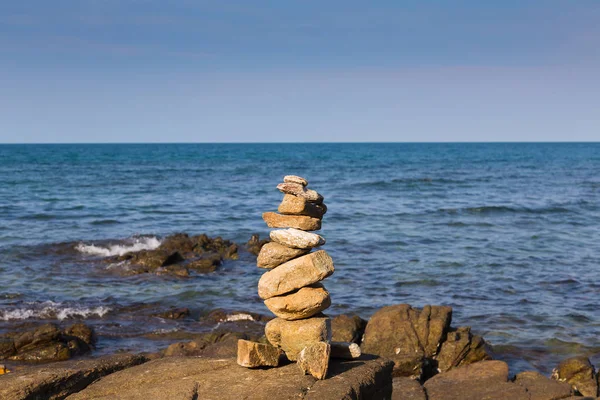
[0,143,599,373]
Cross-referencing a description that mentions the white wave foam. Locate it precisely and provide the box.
[224,313,256,322]
[76,237,161,257]
[0,301,111,321]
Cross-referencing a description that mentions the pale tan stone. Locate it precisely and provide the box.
[264,283,331,320]
[262,212,321,231]
[277,182,323,203]
[256,242,310,269]
[330,342,361,360]
[265,315,331,361]
[258,250,334,299]
[278,194,327,218]
[298,342,331,380]
[236,339,282,368]
[283,175,308,186]
[270,228,325,249]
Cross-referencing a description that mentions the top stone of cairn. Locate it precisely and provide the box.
[284,175,308,186]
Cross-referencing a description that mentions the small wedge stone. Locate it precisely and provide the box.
[270,228,325,249]
[265,315,331,361]
[262,212,321,231]
[330,342,362,360]
[278,195,327,218]
[237,339,282,368]
[283,175,308,186]
[258,250,334,299]
[264,283,331,320]
[298,342,331,380]
[257,242,310,269]
[277,182,323,203]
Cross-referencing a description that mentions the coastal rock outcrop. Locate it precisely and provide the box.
[65,357,394,400]
[552,356,599,397]
[331,314,367,344]
[361,304,452,378]
[361,304,492,379]
[246,233,269,256]
[0,353,148,400]
[0,323,95,363]
[514,370,573,399]
[239,175,335,380]
[423,360,529,400]
[436,326,492,372]
[108,233,239,276]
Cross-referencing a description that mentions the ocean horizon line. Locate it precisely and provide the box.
[1,141,599,145]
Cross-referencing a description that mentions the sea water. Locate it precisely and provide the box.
[0,143,599,373]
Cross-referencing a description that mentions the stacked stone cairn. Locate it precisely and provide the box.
[237,175,358,380]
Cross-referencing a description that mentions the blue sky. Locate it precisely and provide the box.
[1,1,598,142]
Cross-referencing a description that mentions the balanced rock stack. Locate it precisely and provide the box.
[237,175,334,380]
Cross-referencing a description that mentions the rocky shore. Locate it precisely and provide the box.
[1,303,599,399]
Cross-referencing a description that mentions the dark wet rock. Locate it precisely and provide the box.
[552,356,599,397]
[0,338,16,358]
[435,326,492,372]
[67,356,393,400]
[331,314,367,344]
[1,323,95,363]
[514,370,573,400]
[0,353,148,400]
[392,377,426,400]
[161,233,238,260]
[111,233,239,276]
[361,304,452,378]
[246,233,270,256]
[65,323,96,347]
[423,360,529,400]
[181,253,222,272]
[154,307,191,320]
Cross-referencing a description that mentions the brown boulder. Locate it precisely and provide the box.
[435,326,492,372]
[331,314,367,344]
[264,284,331,320]
[262,212,322,231]
[423,360,529,400]
[2,323,94,363]
[258,250,334,299]
[278,194,327,218]
[257,242,310,269]
[265,315,331,361]
[515,370,573,400]
[361,304,451,377]
[552,356,599,397]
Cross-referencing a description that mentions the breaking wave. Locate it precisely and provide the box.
[0,301,111,321]
[76,236,161,257]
